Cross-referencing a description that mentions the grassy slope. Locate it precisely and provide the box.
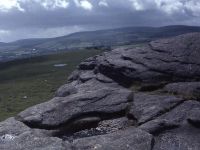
[0,49,103,121]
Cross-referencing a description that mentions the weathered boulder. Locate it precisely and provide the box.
[153,124,200,150]
[0,118,30,136]
[139,100,200,149]
[17,79,133,129]
[153,100,200,125]
[73,127,153,150]
[139,119,180,135]
[67,33,200,87]
[0,118,70,150]
[0,132,71,150]
[80,33,200,86]
[164,82,200,100]
[128,93,183,124]
[141,101,200,129]
[55,82,78,97]
[139,100,200,133]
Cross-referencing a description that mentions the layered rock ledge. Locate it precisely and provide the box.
[0,33,200,150]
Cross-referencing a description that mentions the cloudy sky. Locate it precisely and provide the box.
[0,0,200,42]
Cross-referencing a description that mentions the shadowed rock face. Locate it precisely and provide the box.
[0,33,200,149]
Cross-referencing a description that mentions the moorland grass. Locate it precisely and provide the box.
[0,49,103,121]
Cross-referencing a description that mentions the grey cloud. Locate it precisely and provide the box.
[0,0,199,42]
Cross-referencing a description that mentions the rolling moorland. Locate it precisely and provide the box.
[1,25,200,62]
[0,49,104,121]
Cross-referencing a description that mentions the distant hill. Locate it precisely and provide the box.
[1,25,200,62]
[9,25,200,50]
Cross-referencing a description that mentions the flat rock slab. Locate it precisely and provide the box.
[154,100,200,125]
[17,79,133,129]
[0,118,30,136]
[153,124,200,150]
[139,100,200,134]
[0,118,71,150]
[73,127,153,150]
[164,82,200,100]
[0,132,71,150]
[128,93,183,124]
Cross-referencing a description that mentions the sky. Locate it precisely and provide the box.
[0,0,200,42]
